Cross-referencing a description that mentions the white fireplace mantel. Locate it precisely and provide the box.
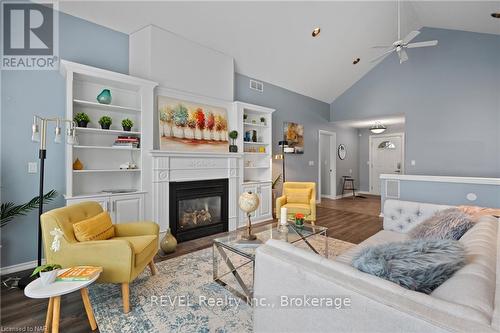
[150,150,242,233]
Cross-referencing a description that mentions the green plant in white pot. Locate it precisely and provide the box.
[31,263,62,285]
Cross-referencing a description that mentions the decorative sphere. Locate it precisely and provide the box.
[239,191,259,213]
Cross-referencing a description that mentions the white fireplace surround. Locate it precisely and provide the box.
[151,150,242,233]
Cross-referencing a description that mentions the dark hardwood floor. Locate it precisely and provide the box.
[1,195,381,332]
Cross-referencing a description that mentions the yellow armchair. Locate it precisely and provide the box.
[41,201,159,313]
[276,182,316,223]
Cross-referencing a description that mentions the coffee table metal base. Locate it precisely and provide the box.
[213,243,255,303]
[213,225,328,303]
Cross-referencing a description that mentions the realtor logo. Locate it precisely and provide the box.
[1,1,59,70]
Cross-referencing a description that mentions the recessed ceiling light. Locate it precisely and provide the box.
[491,12,500,18]
[312,27,321,37]
[353,58,361,65]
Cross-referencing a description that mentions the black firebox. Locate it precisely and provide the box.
[169,178,228,242]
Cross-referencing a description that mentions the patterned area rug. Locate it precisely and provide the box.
[88,237,355,333]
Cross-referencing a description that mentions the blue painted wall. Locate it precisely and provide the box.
[331,27,500,178]
[1,12,129,268]
[235,73,359,196]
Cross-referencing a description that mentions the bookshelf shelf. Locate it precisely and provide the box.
[74,145,140,151]
[73,99,141,113]
[76,127,141,136]
[73,169,141,173]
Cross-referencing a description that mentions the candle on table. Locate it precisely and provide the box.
[280,207,288,225]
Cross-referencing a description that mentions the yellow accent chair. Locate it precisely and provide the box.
[276,182,316,223]
[41,201,159,313]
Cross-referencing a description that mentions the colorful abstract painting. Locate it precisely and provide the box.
[158,96,229,152]
[283,122,304,154]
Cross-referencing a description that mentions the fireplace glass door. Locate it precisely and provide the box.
[178,196,222,232]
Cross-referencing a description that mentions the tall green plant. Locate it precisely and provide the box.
[1,190,58,228]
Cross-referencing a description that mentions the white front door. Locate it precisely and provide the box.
[370,134,404,195]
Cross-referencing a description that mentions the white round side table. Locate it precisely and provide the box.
[24,269,100,333]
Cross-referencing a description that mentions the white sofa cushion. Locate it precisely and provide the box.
[335,230,407,265]
[384,200,452,233]
[431,216,498,320]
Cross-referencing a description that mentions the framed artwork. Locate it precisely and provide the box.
[283,122,304,154]
[158,96,229,152]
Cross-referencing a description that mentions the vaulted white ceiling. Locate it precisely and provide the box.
[58,1,500,103]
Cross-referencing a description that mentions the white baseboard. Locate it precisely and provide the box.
[357,191,373,195]
[1,259,45,275]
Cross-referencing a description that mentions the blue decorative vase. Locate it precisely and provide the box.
[97,89,112,104]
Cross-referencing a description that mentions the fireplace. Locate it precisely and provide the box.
[169,178,229,242]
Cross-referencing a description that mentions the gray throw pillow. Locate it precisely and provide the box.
[408,208,474,240]
[352,239,466,294]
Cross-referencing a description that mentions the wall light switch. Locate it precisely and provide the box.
[28,162,38,174]
[411,160,416,166]
[349,169,353,174]
[308,161,314,166]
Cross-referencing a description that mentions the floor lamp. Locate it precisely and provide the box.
[18,116,77,289]
[275,140,288,183]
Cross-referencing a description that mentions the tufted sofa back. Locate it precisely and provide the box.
[383,199,452,233]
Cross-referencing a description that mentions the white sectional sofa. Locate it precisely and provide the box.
[253,199,499,333]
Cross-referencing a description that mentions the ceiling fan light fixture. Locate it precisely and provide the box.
[312,27,321,37]
[491,13,500,18]
[370,122,387,134]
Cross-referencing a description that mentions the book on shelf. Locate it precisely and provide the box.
[113,142,139,148]
[113,135,140,148]
[56,266,103,281]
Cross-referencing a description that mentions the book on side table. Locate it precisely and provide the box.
[56,266,103,281]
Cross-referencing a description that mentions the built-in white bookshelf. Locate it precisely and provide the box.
[234,101,275,223]
[61,60,157,223]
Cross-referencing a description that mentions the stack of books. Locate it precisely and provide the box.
[56,266,103,281]
[113,136,140,148]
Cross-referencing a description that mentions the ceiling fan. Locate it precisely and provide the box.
[371,1,438,64]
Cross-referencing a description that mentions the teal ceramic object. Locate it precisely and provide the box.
[97,89,112,104]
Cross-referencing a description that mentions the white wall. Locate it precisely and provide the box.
[129,25,234,101]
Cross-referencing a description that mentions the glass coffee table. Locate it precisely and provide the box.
[213,221,328,302]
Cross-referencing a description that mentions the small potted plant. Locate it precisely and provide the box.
[243,114,248,122]
[260,116,266,125]
[295,213,305,228]
[229,130,238,152]
[74,112,90,128]
[121,118,134,131]
[31,263,62,286]
[98,115,112,130]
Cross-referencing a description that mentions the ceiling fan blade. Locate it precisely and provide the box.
[402,30,420,44]
[371,48,395,63]
[406,40,438,48]
[397,48,408,64]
